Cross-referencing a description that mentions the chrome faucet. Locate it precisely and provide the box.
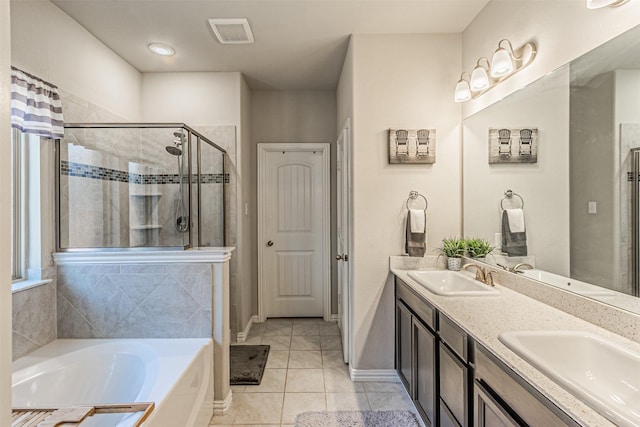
[463,264,494,286]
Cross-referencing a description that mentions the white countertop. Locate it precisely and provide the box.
[391,265,640,427]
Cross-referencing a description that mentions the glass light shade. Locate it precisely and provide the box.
[454,79,471,102]
[491,48,514,77]
[470,65,490,91]
[148,43,175,56]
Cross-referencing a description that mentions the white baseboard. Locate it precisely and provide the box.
[349,367,400,382]
[329,314,339,322]
[213,390,232,415]
[236,315,260,343]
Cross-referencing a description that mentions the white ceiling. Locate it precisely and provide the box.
[50,0,490,90]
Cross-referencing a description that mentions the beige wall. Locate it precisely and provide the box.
[10,0,141,121]
[239,77,253,332]
[1,2,12,423]
[251,90,338,315]
[461,0,640,119]
[463,66,570,276]
[347,34,462,370]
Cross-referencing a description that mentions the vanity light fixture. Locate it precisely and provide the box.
[454,73,472,103]
[454,39,537,103]
[586,0,629,8]
[148,43,175,56]
[470,58,491,91]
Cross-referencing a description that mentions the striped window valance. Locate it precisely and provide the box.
[11,66,64,139]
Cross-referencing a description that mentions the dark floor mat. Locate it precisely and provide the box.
[230,345,270,385]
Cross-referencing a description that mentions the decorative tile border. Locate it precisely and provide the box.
[61,161,229,184]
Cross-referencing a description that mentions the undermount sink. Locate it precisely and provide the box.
[499,330,640,427]
[520,269,616,297]
[407,270,499,296]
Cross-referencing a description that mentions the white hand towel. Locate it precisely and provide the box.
[506,208,525,233]
[409,209,426,233]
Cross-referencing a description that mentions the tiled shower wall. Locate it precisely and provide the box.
[57,263,212,338]
[12,268,57,360]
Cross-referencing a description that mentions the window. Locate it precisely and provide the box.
[11,128,26,281]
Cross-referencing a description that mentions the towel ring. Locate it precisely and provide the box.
[406,190,428,212]
[500,189,524,210]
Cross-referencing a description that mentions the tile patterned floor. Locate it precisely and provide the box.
[209,318,418,426]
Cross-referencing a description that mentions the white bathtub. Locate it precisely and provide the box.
[12,339,213,427]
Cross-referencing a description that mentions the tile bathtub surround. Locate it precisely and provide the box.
[12,280,57,360]
[211,318,416,426]
[57,263,212,338]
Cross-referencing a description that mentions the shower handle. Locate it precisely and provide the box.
[266,241,274,247]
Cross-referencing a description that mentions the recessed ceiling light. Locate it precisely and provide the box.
[148,43,175,56]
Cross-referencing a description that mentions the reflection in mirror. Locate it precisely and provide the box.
[463,24,640,316]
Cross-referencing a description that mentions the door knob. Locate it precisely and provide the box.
[336,254,349,261]
[266,240,274,247]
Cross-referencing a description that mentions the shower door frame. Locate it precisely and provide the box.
[632,148,640,297]
[55,123,226,251]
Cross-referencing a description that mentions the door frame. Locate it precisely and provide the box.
[257,142,331,322]
[337,118,353,363]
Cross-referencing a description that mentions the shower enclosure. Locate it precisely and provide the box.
[56,123,226,250]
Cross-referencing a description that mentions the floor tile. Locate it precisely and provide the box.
[248,322,266,337]
[292,317,323,324]
[325,392,371,411]
[324,367,364,392]
[230,384,246,393]
[363,381,405,393]
[263,323,293,336]
[322,350,346,368]
[319,323,340,336]
[243,369,286,393]
[366,391,415,412]
[292,323,319,336]
[210,392,283,425]
[285,368,325,392]
[237,335,262,345]
[290,335,321,350]
[281,393,326,424]
[288,350,322,368]
[261,335,291,350]
[265,350,290,369]
[320,335,342,350]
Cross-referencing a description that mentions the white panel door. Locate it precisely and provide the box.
[259,144,330,318]
[337,120,352,363]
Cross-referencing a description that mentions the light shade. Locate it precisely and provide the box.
[490,47,513,77]
[470,65,490,91]
[148,43,175,56]
[586,0,628,8]
[454,78,471,103]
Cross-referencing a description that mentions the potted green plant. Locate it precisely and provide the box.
[465,238,495,261]
[439,237,466,271]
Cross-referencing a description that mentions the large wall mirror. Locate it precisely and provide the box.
[463,24,640,315]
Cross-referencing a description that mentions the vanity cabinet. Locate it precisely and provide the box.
[438,313,471,427]
[396,278,437,427]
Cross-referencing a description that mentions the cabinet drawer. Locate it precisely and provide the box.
[439,312,469,362]
[474,380,523,427]
[475,344,579,427]
[440,344,470,427]
[396,277,435,330]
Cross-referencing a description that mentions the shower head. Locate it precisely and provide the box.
[173,131,185,144]
[166,145,182,156]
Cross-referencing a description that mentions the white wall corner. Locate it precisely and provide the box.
[348,367,400,383]
[236,315,259,342]
[212,389,233,415]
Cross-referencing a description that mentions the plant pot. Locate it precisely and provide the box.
[447,257,462,271]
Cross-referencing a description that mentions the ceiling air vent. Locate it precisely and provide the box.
[208,18,254,44]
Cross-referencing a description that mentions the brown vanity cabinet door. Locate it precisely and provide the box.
[474,381,523,427]
[396,300,413,394]
[414,317,436,426]
[440,343,470,426]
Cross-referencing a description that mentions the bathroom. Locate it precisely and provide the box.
[2,0,640,426]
